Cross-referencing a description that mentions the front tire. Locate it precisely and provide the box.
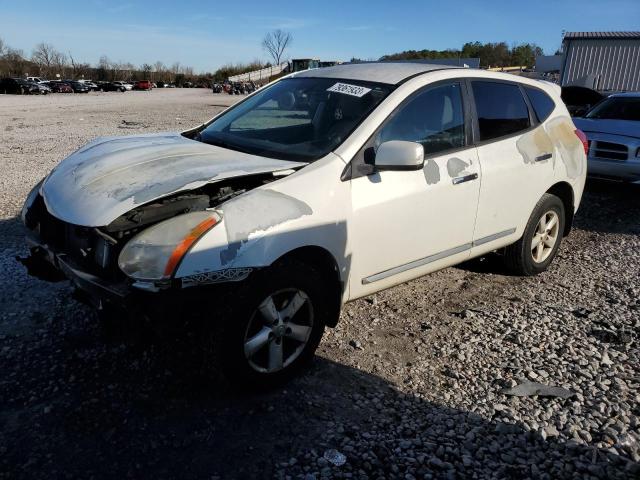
[504,193,565,276]
[206,259,332,388]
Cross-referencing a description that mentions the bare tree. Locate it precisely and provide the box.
[110,60,121,81]
[68,53,91,79]
[52,51,68,78]
[262,29,292,65]
[69,51,78,77]
[154,61,165,82]
[0,38,7,76]
[0,38,200,81]
[32,43,58,77]
[96,55,111,80]
[5,48,26,76]
[120,62,135,81]
[141,63,152,79]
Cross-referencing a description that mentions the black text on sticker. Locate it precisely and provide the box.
[327,82,372,98]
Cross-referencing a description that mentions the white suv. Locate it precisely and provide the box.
[21,63,587,386]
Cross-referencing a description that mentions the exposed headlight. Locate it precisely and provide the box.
[118,211,221,281]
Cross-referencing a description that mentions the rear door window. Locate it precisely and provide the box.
[524,86,556,122]
[471,81,531,141]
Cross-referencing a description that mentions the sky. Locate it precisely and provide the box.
[1,0,639,72]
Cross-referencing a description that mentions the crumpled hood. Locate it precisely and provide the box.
[41,132,306,227]
[573,118,640,139]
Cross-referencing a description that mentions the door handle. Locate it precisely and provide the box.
[535,153,553,162]
[452,173,478,185]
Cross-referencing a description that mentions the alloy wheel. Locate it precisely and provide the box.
[243,288,314,373]
[531,210,560,263]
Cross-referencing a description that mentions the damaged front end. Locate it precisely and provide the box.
[20,172,289,316]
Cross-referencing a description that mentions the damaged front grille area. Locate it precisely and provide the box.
[27,192,221,281]
[27,193,126,280]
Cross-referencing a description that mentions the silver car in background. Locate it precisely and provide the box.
[573,93,640,182]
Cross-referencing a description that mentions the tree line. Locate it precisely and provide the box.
[0,38,208,85]
[0,35,546,86]
[378,41,545,68]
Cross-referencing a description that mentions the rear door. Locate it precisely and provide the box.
[469,80,555,255]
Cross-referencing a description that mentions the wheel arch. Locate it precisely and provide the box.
[272,246,343,327]
[546,181,575,236]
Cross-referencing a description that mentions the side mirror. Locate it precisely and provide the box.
[374,141,424,171]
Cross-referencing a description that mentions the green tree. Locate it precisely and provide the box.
[380,41,544,68]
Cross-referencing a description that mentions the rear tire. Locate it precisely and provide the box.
[504,193,565,276]
[203,259,332,388]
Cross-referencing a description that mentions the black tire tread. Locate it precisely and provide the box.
[504,193,565,276]
[202,258,333,389]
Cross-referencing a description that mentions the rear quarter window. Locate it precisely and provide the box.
[471,81,531,141]
[524,86,556,122]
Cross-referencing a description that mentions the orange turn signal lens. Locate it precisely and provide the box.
[163,215,219,278]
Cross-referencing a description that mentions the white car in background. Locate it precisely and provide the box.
[21,63,587,386]
[26,76,47,84]
[111,81,133,91]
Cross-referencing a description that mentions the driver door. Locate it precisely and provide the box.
[349,81,481,299]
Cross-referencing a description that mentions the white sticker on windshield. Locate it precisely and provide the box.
[327,82,372,97]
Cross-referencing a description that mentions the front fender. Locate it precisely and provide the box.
[175,189,347,279]
[175,153,352,292]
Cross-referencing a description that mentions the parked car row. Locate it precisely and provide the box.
[0,78,50,95]
[1,76,213,95]
[0,77,159,95]
[212,81,258,95]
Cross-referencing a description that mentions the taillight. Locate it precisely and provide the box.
[575,129,589,155]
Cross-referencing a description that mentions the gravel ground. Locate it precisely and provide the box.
[0,89,639,480]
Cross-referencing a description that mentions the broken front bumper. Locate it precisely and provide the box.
[24,234,132,308]
[58,254,131,305]
[22,234,239,322]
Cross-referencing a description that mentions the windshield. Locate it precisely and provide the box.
[586,96,640,121]
[198,77,392,161]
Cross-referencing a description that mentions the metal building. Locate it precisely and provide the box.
[560,31,640,91]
